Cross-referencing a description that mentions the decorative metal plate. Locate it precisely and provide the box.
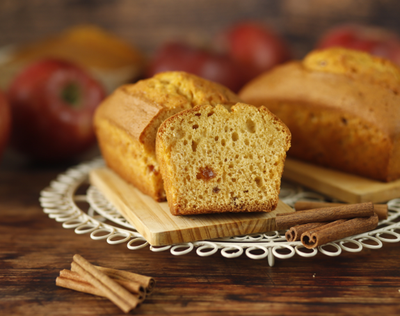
[40,158,400,266]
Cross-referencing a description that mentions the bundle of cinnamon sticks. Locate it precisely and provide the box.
[275,202,385,249]
[56,254,156,313]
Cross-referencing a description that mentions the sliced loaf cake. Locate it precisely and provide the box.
[94,71,241,201]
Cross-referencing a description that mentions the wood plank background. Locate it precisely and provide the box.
[1,0,400,59]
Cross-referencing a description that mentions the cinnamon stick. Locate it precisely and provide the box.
[71,254,140,313]
[275,202,375,230]
[56,276,107,297]
[59,269,146,300]
[94,265,156,294]
[285,222,328,242]
[294,201,388,220]
[301,214,379,249]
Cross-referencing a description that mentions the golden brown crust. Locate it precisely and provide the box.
[239,56,400,182]
[169,199,278,216]
[96,72,241,150]
[303,47,400,94]
[240,62,400,137]
[95,117,166,201]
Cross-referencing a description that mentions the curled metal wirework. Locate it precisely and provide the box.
[40,158,400,266]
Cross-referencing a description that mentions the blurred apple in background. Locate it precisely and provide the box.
[0,90,11,160]
[146,42,245,92]
[7,59,106,162]
[317,24,400,65]
[146,22,292,92]
[215,21,292,82]
[0,25,145,94]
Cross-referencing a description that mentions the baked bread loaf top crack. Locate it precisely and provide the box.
[303,47,400,94]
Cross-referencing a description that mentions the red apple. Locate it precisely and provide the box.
[7,59,106,162]
[0,89,11,160]
[317,24,400,65]
[146,42,245,92]
[215,22,292,81]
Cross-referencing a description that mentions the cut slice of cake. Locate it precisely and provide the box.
[156,102,291,215]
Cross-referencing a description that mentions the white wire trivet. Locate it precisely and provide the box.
[40,158,400,266]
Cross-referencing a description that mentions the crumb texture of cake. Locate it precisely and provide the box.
[239,47,400,182]
[94,71,241,201]
[156,103,291,215]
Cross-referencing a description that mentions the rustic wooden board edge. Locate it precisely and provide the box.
[283,158,400,203]
[89,167,294,246]
[146,200,293,246]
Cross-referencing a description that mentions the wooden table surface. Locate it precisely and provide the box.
[1,151,400,316]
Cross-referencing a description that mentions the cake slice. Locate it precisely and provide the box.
[156,103,291,215]
[94,71,241,201]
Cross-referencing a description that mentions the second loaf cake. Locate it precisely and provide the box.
[156,103,291,215]
[240,48,400,182]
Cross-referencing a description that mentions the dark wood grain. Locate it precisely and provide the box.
[1,151,400,316]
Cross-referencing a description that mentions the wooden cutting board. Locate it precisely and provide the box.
[89,167,294,246]
[283,158,400,203]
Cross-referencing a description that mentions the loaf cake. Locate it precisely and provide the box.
[94,71,241,201]
[156,103,291,215]
[239,47,400,182]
